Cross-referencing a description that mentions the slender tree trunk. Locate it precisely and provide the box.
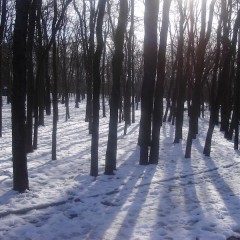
[50,0,72,159]
[105,0,128,175]
[149,0,171,164]
[218,0,231,134]
[86,0,95,134]
[90,0,107,177]
[124,0,135,134]
[45,51,51,115]
[62,42,70,121]
[12,0,30,192]
[203,21,221,157]
[26,0,37,153]
[32,0,42,150]
[101,30,107,118]
[173,0,185,144]
[232,13,240,149]
[36,2,45,127]
[163,59,176,123]
[131,35,135,124]
[0,0,6,138]
[124,44,131,134]
[52,0,58,160]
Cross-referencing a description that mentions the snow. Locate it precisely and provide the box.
[1,97,240,240]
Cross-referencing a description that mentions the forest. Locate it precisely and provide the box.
[1,0,240,239]
[1,0,240,193]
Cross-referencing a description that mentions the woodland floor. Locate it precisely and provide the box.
[1,98,240,240]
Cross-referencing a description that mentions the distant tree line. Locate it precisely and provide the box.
[1,0,240,192]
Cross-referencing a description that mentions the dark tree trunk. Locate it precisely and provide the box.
[101,31,107,118]
[232,13,240,149]
[45,51,51,116]
[12,0,30,192]
[124,0,135,134]
[36,1,45,127]
[75,50,81,108]
[86,0,95,134]
[131,0,135,124]
[218,0,232,134]
[26,0,37,153]
[0,0,6,138]
[52,0,58,161]
[124,37,131,135]
[131,35,135,124]
[62,42,70,121]
[185,0,216,158]
[149,0,171,164]
[33,0,42,150]
[74,0,94,133]
[50,0,72,159]
[163,59,176,123]
[105,0,128,175]
[90,0,107,177]
[203,20,221,157]
[173,0,185,144]
[138,0,159,165]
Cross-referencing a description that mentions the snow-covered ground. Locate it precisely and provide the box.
[1,97,240,240]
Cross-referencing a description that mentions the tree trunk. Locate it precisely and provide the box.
[173,0,185,144]
[149,0,171,164]
[105,0,128,175]
[101,30,107,118]
[26,0,37,153]
[0,0,6,138]
[52,0,58,161]
[12,0,30,192]
[138,0,159,165]
[90,0,107,177]
[203,20,221,157]
[185,0,216,158]
[45,51,51,116]
[232,14,240,149]
[124,0,135,134]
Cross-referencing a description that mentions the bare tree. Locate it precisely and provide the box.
[0,0,6,137]
[149,0,172,164]
[138,0,159,165]
[105,0,128,175]
[12,0,30,192]
[90,0,107,177]
[185,0,216,158]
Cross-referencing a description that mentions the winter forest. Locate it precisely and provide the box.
[1,0,240,239]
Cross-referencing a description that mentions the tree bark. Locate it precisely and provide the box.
[138,0,159,165]
[52,0,58,160]
[0,0,6,138]
[149,0,172,164]
[173,0,185,144]
[12,0,30,192]
[26,0,37,153]
[105,0,128,175]
[203,21,221,157]
[90,0,107,177]
[185,0,216,158]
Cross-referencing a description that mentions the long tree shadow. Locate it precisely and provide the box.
[147,123,183,239]
[53,144,149,239]
[111,164,157,240]
[177,156,206,239]
[150,133,205,239]
[66,146,157,240]
[202,156,240,232]
[0,146,155,240]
